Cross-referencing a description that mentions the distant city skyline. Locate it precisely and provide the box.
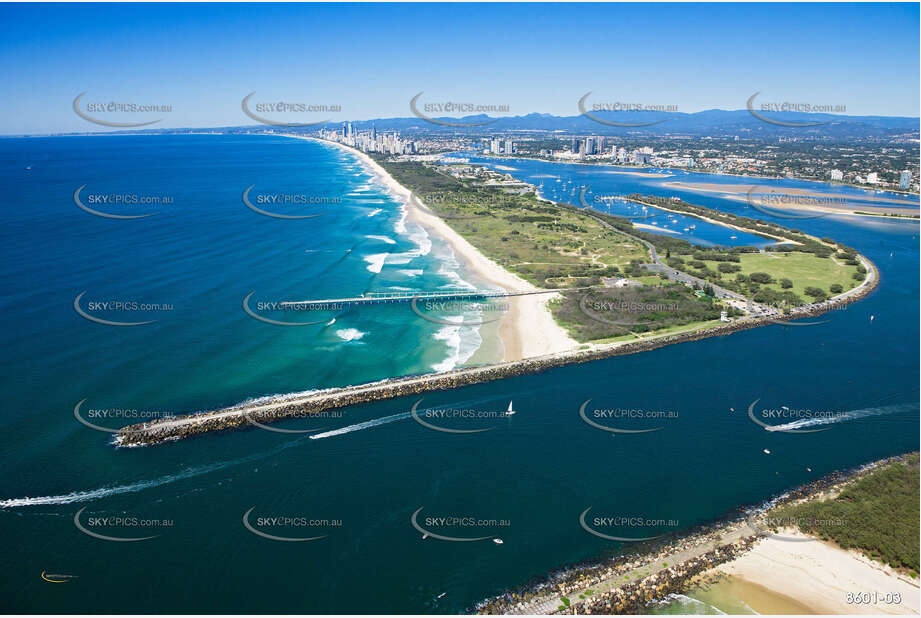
[1,2,919,135]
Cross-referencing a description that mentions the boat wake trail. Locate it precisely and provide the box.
[0,435,313,509]
[768,403,915,432]
[309,412,411,439]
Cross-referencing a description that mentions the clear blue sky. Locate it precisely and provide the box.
[1,2,918,134]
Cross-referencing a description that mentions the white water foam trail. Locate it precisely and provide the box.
[0,432,317,509]
[309,412,411,440]
[768,403,913,432]
[651,594,726,615]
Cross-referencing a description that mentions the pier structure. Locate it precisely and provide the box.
[279,288,561,309]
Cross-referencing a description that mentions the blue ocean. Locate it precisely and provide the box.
[0,135,917,613]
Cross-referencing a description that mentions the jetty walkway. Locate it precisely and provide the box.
[279,288,564,309]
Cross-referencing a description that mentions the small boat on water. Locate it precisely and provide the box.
[763,449,771,454]
[505,401,516,416]
[493,538,504,545]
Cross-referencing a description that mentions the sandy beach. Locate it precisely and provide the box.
[600,169,674,178]
[663,181,920,216]
[282,134,578,363]
[634,222,683,235]
[715,530,920,614]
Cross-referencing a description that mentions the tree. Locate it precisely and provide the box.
[750,272,774,284]
[804,286,827,299]
[780,278,793,289]
[830,283,843,294]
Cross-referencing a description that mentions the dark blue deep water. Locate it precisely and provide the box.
[0,137,917,613]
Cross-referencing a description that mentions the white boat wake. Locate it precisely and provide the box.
[767,403,914,432]
[0,434,312,509]
[309,412,411,439]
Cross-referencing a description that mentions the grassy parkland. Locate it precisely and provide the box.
[376,158,869,344]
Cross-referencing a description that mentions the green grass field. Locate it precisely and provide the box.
[691,251,861,300]
[376,159,864,339]
[735,252,859,297]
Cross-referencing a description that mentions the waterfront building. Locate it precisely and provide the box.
[830,169,844,181]
[866,172,879,185]
[900,170,912,189]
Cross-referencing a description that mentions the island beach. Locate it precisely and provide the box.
[711,531,920,614]
[281,133,578,362]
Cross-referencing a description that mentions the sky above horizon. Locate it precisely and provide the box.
[1,2,918,135]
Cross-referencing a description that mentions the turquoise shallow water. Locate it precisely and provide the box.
[0,136,917,613]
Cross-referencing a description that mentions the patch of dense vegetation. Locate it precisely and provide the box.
[553,283,737,342]
[773,454,919,575]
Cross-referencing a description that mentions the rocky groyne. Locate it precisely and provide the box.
[474,452,912,615]
[116,255,878,447]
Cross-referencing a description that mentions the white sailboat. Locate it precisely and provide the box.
[505,401,516,416]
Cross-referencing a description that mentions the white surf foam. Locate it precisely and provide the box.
[366,235,396,244]
[364,253,388,273]
[335,328,366,342]
[430,318,482,373]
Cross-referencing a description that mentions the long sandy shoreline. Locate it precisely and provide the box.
[283,134,578,363]
[114,136,881,446]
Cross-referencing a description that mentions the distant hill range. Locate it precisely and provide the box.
[322,109,919,139]
[20,109,920,140]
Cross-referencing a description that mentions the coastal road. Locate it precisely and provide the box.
[573,206,773,312]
